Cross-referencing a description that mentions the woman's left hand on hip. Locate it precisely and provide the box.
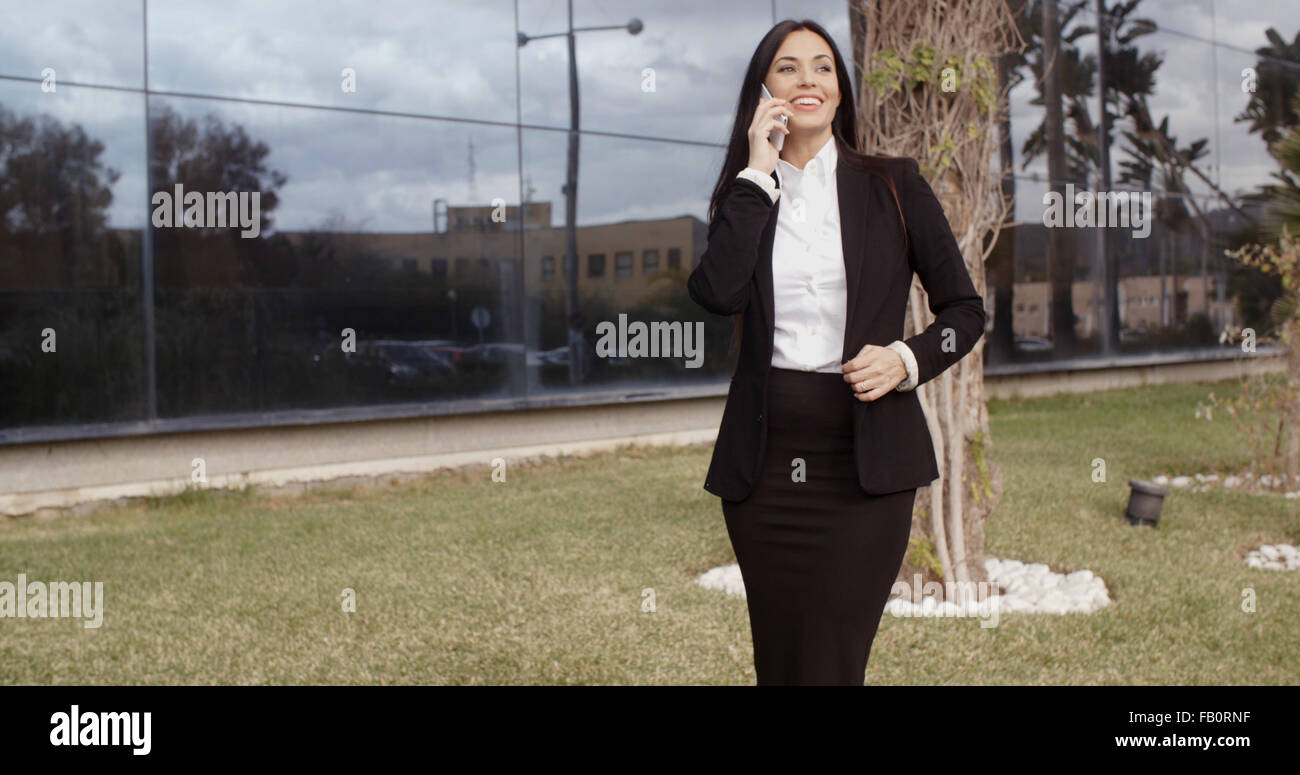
[841,345,906,402]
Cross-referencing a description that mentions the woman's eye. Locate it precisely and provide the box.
[776,64,831,73]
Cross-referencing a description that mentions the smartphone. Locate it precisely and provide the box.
[759,83,787,152]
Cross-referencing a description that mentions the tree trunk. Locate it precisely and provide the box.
[1043,0,1078,357]
[850,0,1024,599]
[1285,317,1300,489]
[991,41,1019,365]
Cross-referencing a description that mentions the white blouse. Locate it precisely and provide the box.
[735,135,918,391]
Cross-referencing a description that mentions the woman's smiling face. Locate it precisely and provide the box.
[764,30,840,133]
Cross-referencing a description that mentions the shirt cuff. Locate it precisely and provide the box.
[886,340,919,391]
[736,167,779,204]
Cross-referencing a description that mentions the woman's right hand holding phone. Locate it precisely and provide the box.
[747,97,791,174]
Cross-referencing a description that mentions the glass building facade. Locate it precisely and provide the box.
[1,0,1297,443]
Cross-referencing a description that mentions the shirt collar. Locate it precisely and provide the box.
[775,134,837,187]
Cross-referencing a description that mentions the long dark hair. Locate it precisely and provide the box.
[707,19,908,354]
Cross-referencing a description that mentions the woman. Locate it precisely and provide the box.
[687,19,986,685]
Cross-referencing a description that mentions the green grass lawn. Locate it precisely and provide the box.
[1,377,1296,684]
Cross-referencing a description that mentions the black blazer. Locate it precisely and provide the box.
[687,152,986,501]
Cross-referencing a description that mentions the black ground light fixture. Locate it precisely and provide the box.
[1125,479,1171,527]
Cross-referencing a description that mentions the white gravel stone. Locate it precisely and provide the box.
[696,564,746,597]
[1065,569,1094,585]
[1244,543,1300,571]
[1153,470,1300,498]
[697,556,1113,615]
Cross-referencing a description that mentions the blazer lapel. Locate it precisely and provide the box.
[756,170,779,346]
[838,161,903,363]
[837,161,865,363]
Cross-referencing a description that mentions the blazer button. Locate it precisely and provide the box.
[756,413,763,422]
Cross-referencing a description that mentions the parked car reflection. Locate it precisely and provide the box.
[357,340,457,385]
[527,346,570,366]
[1013,335,1053,352]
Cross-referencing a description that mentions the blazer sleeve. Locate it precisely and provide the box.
[897,157,987,387]
[687,176,776,316]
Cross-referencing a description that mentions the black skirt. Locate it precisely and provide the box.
[722,366,917,685]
